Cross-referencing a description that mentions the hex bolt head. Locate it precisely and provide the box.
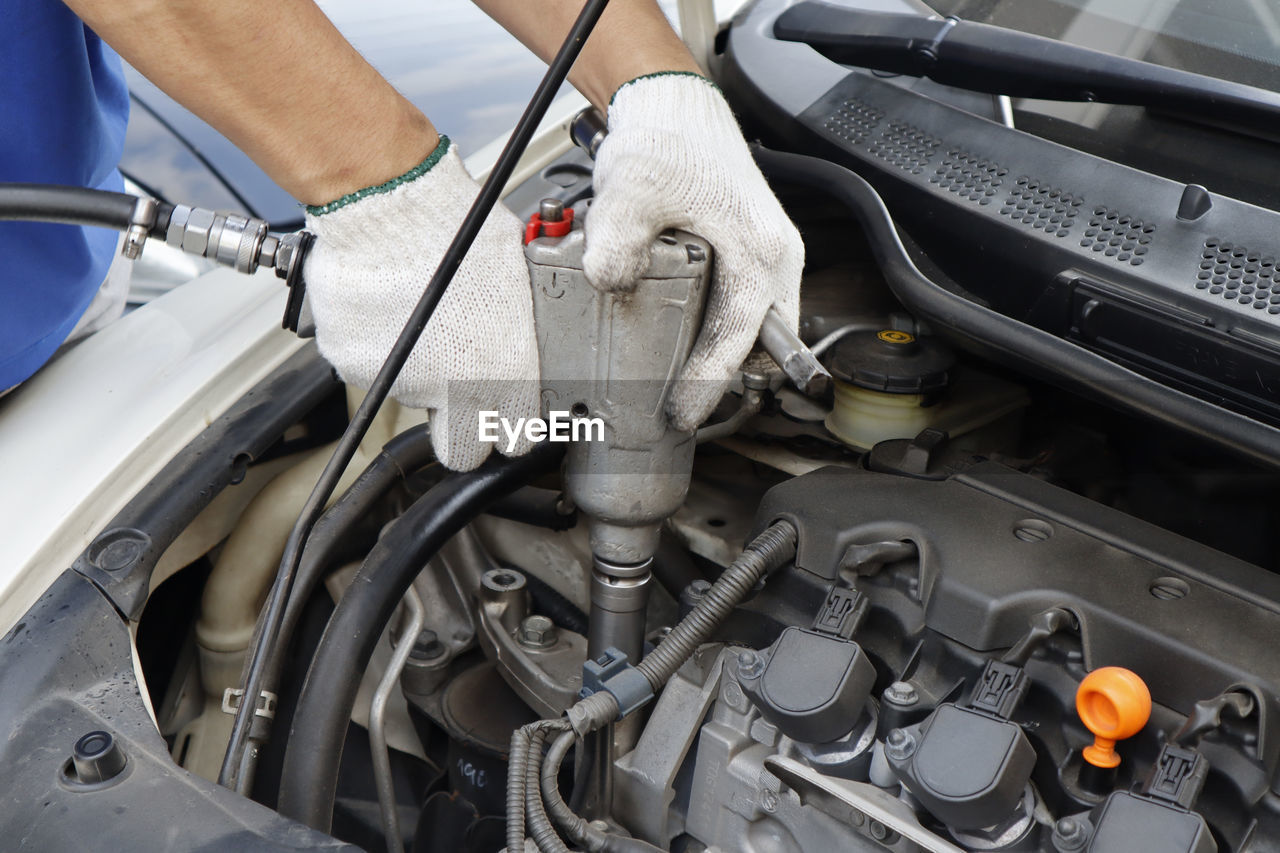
[884,728,917,762]
[72,730,127,784]
[410,628,445,661]
[517,614,558,649]
[737,649,765,680]
[884,680,919,707]
[1053,817,1089,851]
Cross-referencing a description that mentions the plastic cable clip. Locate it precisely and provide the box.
[221,687,278,720]
[580,647,653,720]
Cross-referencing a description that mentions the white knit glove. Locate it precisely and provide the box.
[303,138,539,471]
[584,73,804,432]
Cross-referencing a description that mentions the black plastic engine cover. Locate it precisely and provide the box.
[751,462,1280,796]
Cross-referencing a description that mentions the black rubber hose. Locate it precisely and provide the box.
[222,0,616,788]
[272,424,435,678]
[0,183,172,235]
[526,573,589,636]
[277,444,562,832]
[488,485,576,530]
[244,424,438,794]
[751,145,1280,469]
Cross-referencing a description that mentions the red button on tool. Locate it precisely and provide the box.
[524,206,574,244]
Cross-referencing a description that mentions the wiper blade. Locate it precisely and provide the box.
[774,1,1280,138]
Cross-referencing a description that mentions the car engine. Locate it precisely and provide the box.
[3,1,1280,851]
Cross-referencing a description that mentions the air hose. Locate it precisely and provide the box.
[508,520,798,852]
[221,0,619,790]
[277,444,562,832]
[0,183,170,233]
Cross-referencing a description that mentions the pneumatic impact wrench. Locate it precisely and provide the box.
[525,199,711,666]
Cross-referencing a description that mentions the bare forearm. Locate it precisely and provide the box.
[65,0,437,206]
[471,0,701,112]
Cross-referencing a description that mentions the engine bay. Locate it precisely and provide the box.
[3,1,1280,851]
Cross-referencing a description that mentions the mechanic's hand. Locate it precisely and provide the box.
[303,137,539,471]
[583,73,804,433]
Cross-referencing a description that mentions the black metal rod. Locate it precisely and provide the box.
[218,0,616,790]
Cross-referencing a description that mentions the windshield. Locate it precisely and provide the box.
[909,0,1280,209]
[928,0,1280,93]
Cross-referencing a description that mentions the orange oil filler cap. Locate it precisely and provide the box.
[1076,666,1151,768]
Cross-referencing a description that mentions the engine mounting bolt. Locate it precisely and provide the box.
[1053,817,1089,851]
[884,681,919,707]
[517,614,558,649]
[737,649,765,680]
[410,629,445,661]
[885,728,917,761]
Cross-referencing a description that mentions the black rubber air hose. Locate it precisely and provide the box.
[0,183,171,234]
[750,145,1280,468]
[277,444,562,832]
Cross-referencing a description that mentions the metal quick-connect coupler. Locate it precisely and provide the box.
[164,203,271,275]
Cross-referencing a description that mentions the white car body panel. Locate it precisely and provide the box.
[0,95,590,636]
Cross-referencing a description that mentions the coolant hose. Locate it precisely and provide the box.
[0,183,170,234]
[277,444,563,832]
[750,145,1280,469]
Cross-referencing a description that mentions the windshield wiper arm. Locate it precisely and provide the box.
[774,1,1280,138]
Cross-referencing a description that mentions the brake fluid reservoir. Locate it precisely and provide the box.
[823,329,1028,449]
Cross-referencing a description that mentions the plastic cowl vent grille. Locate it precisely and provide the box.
[867,119,941,175]
[930,149,1007,206]
[1197,239,1280,314]
[1079,206,1155,266]
[823,98,884,146]
[999,177,1082,237]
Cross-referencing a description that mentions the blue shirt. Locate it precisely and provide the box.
[0,3,129,390]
